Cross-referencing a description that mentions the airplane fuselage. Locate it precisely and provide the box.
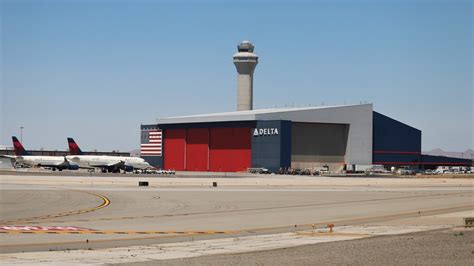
[13,156,70,169]
[66,155,151,170]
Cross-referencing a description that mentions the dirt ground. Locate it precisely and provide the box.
[118,228,474,266]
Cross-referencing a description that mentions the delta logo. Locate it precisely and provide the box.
[253,128,279,137]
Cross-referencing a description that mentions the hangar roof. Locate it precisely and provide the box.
[157,103,373,125]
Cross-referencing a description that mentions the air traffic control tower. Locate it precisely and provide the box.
[233,41,258,111]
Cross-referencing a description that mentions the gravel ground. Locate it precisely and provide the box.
[117,228,474,266]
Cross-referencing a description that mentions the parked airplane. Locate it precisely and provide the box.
[66,138,151,173]
[3,136,79,171]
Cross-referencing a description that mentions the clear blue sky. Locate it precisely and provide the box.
[1,0,472,152]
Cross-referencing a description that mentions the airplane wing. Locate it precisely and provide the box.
[1,155,17,159]
[65,157,107,169]
[83,161,125,169]
[66,156,126,171]
[98,161,125,168]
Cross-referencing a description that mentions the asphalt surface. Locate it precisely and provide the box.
[0,172,473,254]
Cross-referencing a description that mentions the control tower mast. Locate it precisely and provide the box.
[233,41,258,111]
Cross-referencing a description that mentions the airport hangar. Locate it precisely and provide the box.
[140,41,470,172]
[140,103,470,172]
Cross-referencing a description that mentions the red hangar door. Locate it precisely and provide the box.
[163,129,186,171]
[209,128,251,172]
[186,128,209,171]
[163,127,252,172]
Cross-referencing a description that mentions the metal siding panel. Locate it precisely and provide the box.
[420,155,471,166]
[141,156,163,168]
[163,129,186,170]
[185,128,209,171]
[280,121,292,169]
[159,121,257,129]
[251,120,291,171]
[141,124,158,130]
[251,121,281,171]
[372,112,422,164]
[373,153,421,164]
[209,128,251,172]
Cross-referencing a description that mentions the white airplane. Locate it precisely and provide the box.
[65,138,151,173]
[3,136,79,171]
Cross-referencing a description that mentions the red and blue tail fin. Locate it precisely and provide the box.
[67,137,84,155]
[12,136,31,156]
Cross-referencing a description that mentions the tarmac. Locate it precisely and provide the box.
[140,227,474,266]
[0,170,472,264]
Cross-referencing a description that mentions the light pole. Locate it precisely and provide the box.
[20,126,24,142]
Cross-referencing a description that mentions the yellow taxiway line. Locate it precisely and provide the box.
[0,190,111,224]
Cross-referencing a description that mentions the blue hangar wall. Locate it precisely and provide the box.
[371,112,471,167]
[372,111,422,165]
[251,120,292,171]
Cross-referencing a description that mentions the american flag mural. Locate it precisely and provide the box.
[140,129,162,156]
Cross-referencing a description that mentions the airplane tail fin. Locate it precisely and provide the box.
[67,137,84,155]
[12,136,31,156]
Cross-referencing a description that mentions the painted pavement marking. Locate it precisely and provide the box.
[0,226,94,231]
[0,191,111,224]
[0,225,452,265]
[0,227,237,235]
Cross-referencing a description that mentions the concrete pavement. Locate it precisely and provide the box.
[0,172,472,262]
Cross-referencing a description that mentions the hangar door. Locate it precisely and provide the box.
[163,127,252,172]
[291,123,349,169]
[163,129,186,171]
[186,128,209,171]
[209,128,251,172]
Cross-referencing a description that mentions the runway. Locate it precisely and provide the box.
[0,173,473,253]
